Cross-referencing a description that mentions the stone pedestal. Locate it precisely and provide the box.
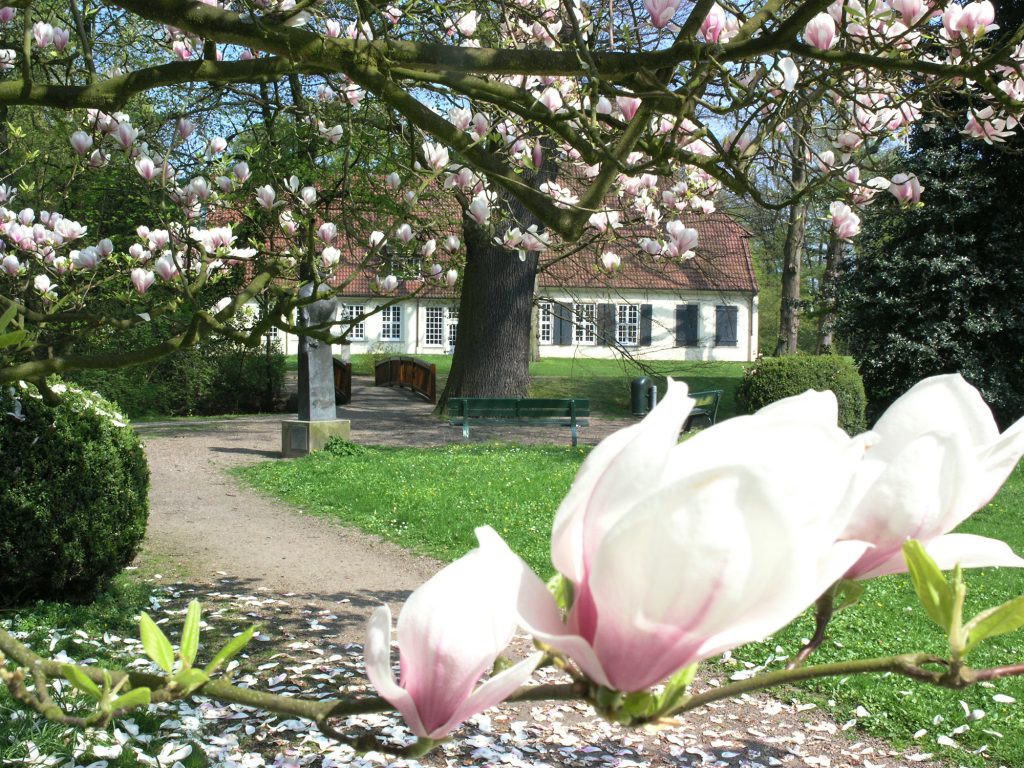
[281,419,351,458]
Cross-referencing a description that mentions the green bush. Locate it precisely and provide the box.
[736,355,867,434]
[0,381,150,606]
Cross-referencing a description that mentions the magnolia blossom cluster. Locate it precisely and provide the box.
[368,374,1024,739]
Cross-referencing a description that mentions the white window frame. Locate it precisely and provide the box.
[381,305,402,341]
[342,304,365,341]
[573,303,596,345]
[616,304,639,346]
[538,301,553,345]
[446,307,459,350]
[425,306,445,347]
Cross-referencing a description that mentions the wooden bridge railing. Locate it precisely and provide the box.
[373,356,437,403]
[332,358,352,404]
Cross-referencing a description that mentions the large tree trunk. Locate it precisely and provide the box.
[436,221,538,411]
[815,232,844,354]
[774,131,807,357]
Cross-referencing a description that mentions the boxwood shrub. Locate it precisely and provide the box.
[0,381,149,606]
[736,355,867,435]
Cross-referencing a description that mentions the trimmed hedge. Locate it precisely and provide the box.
[0,382,149,606]
[736,355,867,434]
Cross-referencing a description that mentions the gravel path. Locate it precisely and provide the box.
[132,377,946,768]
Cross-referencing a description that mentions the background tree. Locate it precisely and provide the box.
[836,98,1024,426]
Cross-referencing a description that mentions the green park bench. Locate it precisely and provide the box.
[448,397,591,446]
[683,389,723,431]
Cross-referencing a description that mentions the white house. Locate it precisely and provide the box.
[270,211,759,362]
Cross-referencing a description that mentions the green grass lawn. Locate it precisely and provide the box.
[238,446,1024,767]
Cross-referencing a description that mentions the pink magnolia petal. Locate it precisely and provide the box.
[364,606,427,737]
[430,652,543,738]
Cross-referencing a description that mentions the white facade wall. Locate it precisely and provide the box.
[536,290,758,362]
[265,290,758,362]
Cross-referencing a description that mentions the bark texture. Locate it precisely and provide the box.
[775,131,807,357]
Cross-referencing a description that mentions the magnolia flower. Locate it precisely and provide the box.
[829,201,861,241]
[616,96,642,122]
[700,3,727,42]
[445,268,458,288]
[775,57,800,92]
[422,142,450,172]
[206,136,228,157]
[154,253,179,281]
[33,22,53,49]
[0,8,15,24]
[519,381,871,692]
[279,210,298,235]
[956,0,996,39]
[366,527,542,739]
[538,87,563,113]
[644,0,681,28]
[135,156,157,181]
[378,274,399,292]
[131,268,155,294]
[888,173,923,205]
[841,375,1024,579]
[395,223,414,243]
[599,251,621,272]
[468,192,491,226]
[803,12,837,50]
[455,11,479,36]
[233,161,251,184]
[176,118,194,140]
[318,222,338,243]
[1,254,19,275]
[320,246,341,269]
[385,171,402,190]
[72,247,100,270]
[444,235,461,252]
[33,274,52,294]
[70,131,93,155]
[299,186,317,206]
[255,185,276,210]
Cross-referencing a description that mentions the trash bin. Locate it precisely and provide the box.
[630,376,652,417]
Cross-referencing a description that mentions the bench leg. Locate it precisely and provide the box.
[571,422,578,447]
[463,422,470,439]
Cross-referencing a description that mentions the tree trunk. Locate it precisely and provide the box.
[774,131,807,357]
[815,232,844,354]
[436,218,538,412]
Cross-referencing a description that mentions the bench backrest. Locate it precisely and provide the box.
[449,397,591,419]
[688,389,723,422]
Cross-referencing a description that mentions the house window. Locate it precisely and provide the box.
[446,307,458,350]
[381,305,402,341]
[538,301,553,344]
[425,306,445,346]
[265,325,279,343]
[715,305,738,347]
[616,304,639,346]
[573,303,596,344]
[342,304,365,341]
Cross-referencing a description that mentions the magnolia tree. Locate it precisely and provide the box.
[0,0,1021,389]
[5,375,1024,754]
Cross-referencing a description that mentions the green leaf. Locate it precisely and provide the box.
[658,663,698,714]
[834,579,866,612]
[963,596,1024,654]
[139,612,175,673]
[0,329,26,348]
[903,540,954,630]
[62,665,102,700]
[546,573,574,615]
[180,600,202,667]
[203,625,256,675]
[110,687,151,712]
[620,690,658,721]
[0,303,18,332]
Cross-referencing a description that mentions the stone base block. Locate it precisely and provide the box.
[281,419,351,458]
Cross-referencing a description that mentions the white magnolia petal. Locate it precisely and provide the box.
[925,533,1024,571]
[364,606,427,737]
[872,374,998,461]
[967,418,1024,513]
[550,378,693,583]
[752,388,839,425]
[432,652,543,738]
